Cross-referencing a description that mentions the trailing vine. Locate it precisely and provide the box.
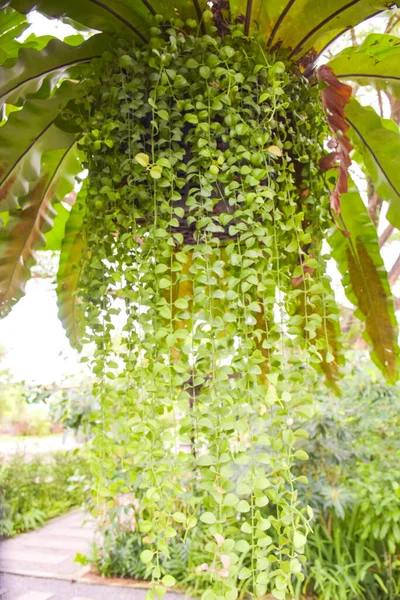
[66,16,340,600]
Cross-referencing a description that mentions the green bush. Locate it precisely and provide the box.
[0,450,90,537]
[295,360,400,600]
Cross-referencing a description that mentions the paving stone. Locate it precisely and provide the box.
[53,515,94,529]
[0,559,82,578]
[0,511,96,585]
[64,524,96,532]
[1,550,70,565]
[2,574,168,600]
[22,537,89,553]
[42,528,94,541]
[15,592,54,600]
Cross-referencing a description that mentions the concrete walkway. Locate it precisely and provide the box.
[0,511,94,581]
[0,511,184,600]
[0,574,183,600]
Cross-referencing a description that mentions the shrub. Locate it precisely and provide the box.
[0,449,90,537]
[295,361,400,600]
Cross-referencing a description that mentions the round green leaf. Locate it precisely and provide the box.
[235,540,250,553]
[135,153,149,168]
[162,575,176,587]
[293,531,307,549]
[140,550,154,564]
[172,511,186,523]
[199,65,211,79]
[200,512,216,524]
[150,165,163,179]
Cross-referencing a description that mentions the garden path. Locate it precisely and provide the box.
[0,511,182,600]
[0,435,78,456]
[0,511,94,581]
[0,574,183,600]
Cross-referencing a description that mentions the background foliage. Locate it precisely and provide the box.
[0,449,89,536]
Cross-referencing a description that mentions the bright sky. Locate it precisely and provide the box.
[0,11,398,385]
[0,278,81,384]
[19,10,78,40]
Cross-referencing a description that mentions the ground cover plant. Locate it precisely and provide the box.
[0,1,400,599]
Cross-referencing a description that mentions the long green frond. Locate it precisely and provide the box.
[0,8,57,64]
[56,188,86,350]
[0,140,81,316]
[229,0,394,62]
[330,181,399,382]
[345,97,400,230]
[0,81,78,211]
[328,33,400,97]
[0,33,111,107]
[0,0,209,43]
[0,7,29,64]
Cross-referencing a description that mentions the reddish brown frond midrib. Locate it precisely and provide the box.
[317,65,353,215]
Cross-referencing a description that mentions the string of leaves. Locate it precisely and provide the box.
[65,17,340,600]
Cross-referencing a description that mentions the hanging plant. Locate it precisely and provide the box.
[60,20,342,600]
